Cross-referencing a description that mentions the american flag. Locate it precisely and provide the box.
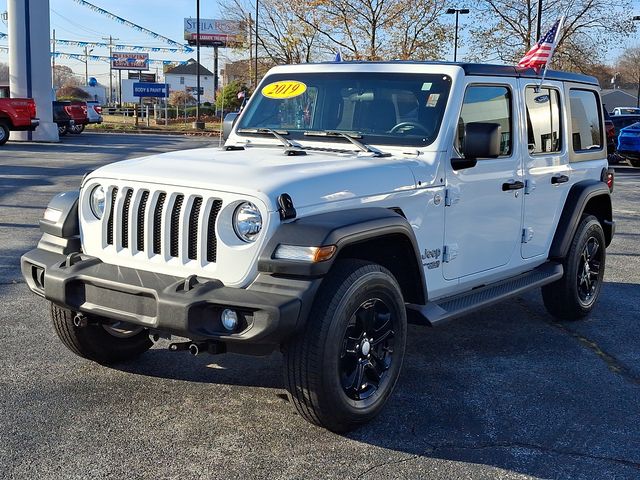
[518,19,563,74]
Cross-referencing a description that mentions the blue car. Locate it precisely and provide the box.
[617,121,640,167]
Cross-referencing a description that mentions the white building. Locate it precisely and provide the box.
[165,59,216,103]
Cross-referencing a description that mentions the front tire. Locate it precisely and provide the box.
[283,259,407,432]
[50,303,152,364]
[58,124,68,136]
[542,215,606,320]
[69,124,85,134]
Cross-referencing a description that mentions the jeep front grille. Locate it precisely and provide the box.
[105,186,223,263]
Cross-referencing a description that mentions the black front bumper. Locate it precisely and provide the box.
[22,248,319,353]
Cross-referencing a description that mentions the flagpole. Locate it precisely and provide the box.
[537,16,565,92]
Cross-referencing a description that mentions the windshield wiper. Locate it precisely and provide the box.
[236,128,307,156]
[303,130,391,157]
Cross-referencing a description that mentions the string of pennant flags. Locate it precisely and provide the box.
[1,33,190,55]
[52,38,188,54]
[70,0,193,53]
[51,51,189,66]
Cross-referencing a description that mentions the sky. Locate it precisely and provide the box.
[1,0,640,87]
[0,0,227,83]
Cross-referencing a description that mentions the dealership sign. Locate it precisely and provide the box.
[112,52,150,71]
[184,18,244,47]
[133,82,169,98]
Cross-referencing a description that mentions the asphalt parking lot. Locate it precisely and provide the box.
[1,133,639,479]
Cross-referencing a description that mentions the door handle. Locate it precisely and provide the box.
[551,174,569,184]
[502,180,525,191]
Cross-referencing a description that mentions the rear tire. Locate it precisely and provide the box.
[542,215,606,320]
[0,122,9,146]
[283,259,407,432]
[50,303,152,364]
[69,124,85,134]
[58,124,68,136]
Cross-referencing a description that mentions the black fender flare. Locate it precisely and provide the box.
[258,207,426,294]
[549,180,613,260]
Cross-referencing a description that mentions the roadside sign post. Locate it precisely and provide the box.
[132,82,170,128]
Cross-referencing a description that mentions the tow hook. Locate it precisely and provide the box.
[168,341,226,355]
[73,313,88,328]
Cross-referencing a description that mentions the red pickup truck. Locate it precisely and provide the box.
[0,97,39,145]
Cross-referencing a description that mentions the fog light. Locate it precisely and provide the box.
[221,309,238,331]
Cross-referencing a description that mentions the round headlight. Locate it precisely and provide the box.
[89,185,106,219]
[233,202,262,242]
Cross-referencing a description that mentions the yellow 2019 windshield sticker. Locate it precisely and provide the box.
[261,80,307,99]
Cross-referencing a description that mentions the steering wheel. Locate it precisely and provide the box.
[389,121,429,135]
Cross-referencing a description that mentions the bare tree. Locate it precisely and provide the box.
[299,0,448,60]
[618,47,640,107]
[220,0,318,65]
[52,65,80,88]
[469,0,636,72]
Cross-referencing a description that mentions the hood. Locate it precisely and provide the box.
[85,146,424,211]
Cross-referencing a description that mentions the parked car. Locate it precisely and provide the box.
[52,101,75,136]
[604,109,616,155]
[616,121,640,167]
[609,114,640,163]
[611,107,640,116]
[65,101,90,134]
[22,63,615,432]
[86,101,103,125]
[0,97,39,145]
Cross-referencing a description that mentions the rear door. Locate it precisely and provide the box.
[519,80,570,259]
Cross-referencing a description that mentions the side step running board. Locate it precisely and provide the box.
[407,262,563,326]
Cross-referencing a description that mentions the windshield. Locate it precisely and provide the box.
[237,72,452,147]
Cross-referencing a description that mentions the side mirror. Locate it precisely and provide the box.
[452,122,502,170]
[222,112,240,142]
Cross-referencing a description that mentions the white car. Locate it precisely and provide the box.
[611,106,640,115]
[22,62,615,432]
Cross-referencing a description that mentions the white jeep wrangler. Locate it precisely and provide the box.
[22,62,615,432]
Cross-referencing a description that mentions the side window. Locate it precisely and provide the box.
[569,89,602,152]
[457,85,512,157]
[525,87,562,154]
[180,77,185,85]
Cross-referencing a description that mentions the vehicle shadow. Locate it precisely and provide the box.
[112,281,640,479]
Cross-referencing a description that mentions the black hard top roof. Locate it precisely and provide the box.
[312,61,599,86]
[460,63,598,86]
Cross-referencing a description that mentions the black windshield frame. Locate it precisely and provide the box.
[236,72,452,147]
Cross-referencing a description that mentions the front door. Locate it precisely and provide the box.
[519,81,570,259]
[443,81,524,280]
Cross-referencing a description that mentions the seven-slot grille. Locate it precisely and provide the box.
[105,186,222,263]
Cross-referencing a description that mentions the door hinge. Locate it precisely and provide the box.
[522,227,534,243]
[443,244,458,263]
[524,179,536,195]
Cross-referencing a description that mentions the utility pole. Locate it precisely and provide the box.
[254,0,259,88]
[52,29,56,88]
[84,46,93,85]
[536,0,543,42]
[248,12,253,89]
[102,35,119,105]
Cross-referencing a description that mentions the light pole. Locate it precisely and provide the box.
[84,47,94,85]
[193,0,204,129]
[446,8,469,62]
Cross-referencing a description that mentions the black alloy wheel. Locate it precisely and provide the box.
[577,236,602,306]
[340,298,396,402]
